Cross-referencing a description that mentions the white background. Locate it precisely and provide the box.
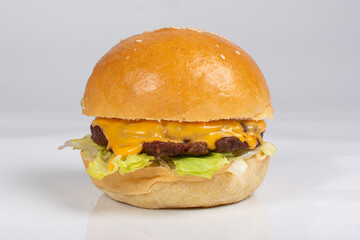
[1,0,359,239]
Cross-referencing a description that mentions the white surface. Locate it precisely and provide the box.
[1,108,360,239]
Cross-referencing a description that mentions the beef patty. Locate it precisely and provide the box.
[90,124,261,157]
[142,141,209,157]
[90,125,108,146]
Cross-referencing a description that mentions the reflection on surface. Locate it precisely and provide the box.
[86,194,268,240]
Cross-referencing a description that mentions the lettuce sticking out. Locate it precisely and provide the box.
[259,142,277,157]
[112,153,155,175]
[59,135,156,179]
[169,153,229,179]
[227,142,277,177]
[86,152,116,180]
[86,154,155,180]
[58,135,113,161]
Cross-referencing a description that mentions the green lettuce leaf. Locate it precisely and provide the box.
[86,152,116,180]
[112,153,155,175]
[86,153,155,180]
[169,153,229,179]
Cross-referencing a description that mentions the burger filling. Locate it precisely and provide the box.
[90,118,266,157]
[59,119,276,180]
[91,126,258,157]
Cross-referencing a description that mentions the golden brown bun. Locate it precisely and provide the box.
[81,151,270,209]
[82,27,273,121]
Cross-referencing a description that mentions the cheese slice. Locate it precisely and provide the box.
[92,118,266,158]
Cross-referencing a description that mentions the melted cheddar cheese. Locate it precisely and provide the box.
[92,118,266,158]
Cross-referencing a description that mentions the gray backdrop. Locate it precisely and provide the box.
[1,0,359,115]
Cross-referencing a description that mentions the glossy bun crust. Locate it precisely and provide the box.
[81,151,270,209]
[82,27,273,121]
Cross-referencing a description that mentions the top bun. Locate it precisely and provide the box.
[82,27,273,121]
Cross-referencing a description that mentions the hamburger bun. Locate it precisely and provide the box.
[82,27,273,121]
[81,151,270,209]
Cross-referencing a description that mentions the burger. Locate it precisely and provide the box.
[59,27,277,209]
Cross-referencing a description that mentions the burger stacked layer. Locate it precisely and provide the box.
[60,118,276,180]
[91,118,265,156]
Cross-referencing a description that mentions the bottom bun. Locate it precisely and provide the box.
[81,151,270,209]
